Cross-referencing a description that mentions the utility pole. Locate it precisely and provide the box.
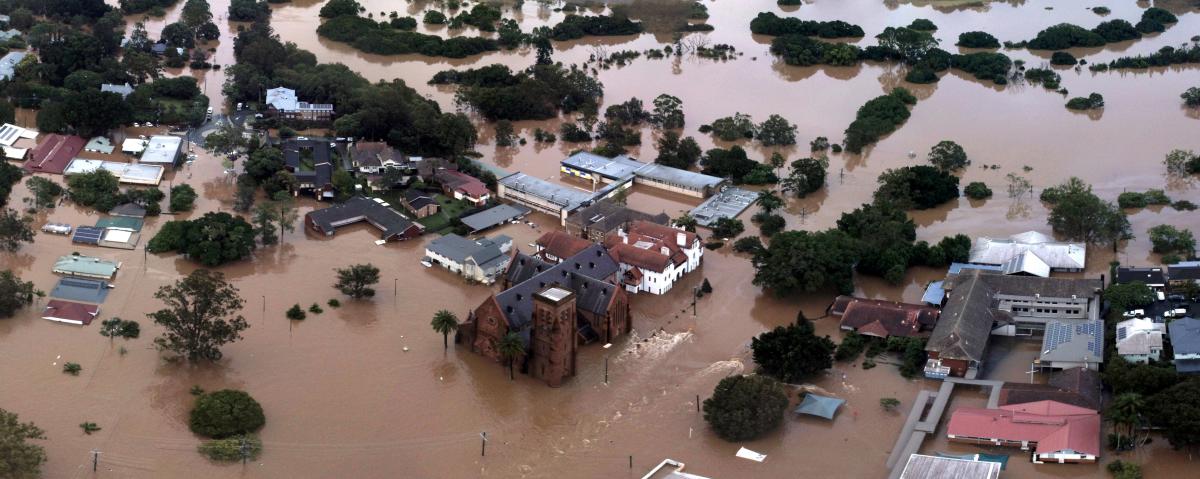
[696,394,700,413]
[692,286,698,316]
[604,356,608,384]
[262,295,266,323]
[91,449,101,472]
[480,432,487,457]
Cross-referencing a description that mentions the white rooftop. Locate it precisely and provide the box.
[0,123,36,147]
[969,231,1086,271]
[1116,317,1165,356]
[65,159,164,186]
[140,135,182,164]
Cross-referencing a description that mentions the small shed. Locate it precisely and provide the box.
[96,216,144,232]
[793,394,845,420]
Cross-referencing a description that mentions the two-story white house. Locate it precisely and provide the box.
[1115,317,1166,364]
[603,220,702,295]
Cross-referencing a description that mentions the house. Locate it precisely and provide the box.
[924,270,1103,379]
[946,400,1100,464]
[424,234,513,284]
[401,189,439,218]
[1037,319,1103,371]
[49,277,110,304]
[435,169,490,206]
[1169,317,1200,374]
[351,141,406,174]
[1116,267,1166,290]
[305,196,423,241]
[41,300,100,326]
[458,204,530,234]
[458,245,630,387]
[604,220,703,295]
[25,134,86,174]
[140,135,183,166]
[0,51,26,81]
[84,136,115,154]
[70,225,139,250]
[830,296,940,338]
[122,138,148,154]
[999,367,1102,411]
[281,139,337,199]
[109,203,147,218]
[1168,261,1200,290]
[1114,317,1166,363]
[52,255,120,280]
[100,83,135,99]
[534,230,592,264]
[968,231,1086,275]
[898,454,1001,479]
[265,87,334,121]
[566,200,670,242]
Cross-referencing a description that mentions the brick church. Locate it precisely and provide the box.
[458,244,631,387]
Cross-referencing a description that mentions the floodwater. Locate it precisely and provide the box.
[1,0,1198,477]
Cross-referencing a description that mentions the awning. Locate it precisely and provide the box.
[793,393,845,420]
[922,280,945,305]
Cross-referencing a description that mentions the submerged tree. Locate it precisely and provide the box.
[702,374,789,441]
[149,270,249,361]
[0,407,47,478]
[334,264,381,299]
[498,331,525,380]
[0,209,34,252]
[431,310,460,350]
[751,316,836,382]
[0,270,34,318]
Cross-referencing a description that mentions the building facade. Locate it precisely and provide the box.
[604,221,702,295]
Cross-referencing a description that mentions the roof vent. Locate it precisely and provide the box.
[516,294,523,301]
[589,262,595,269]
[505,306,513,313]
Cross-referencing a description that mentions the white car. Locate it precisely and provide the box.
[1122,309,1145,318]
[296,136,309,141]
[1164,308,1189,318]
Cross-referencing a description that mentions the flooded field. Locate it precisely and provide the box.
[1,0,1199,477]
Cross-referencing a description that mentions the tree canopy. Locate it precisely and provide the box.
[752,229,858,295]
[0,270,35,319]
[873,165,960,210]
[702,374,789,441]
[844,88,917,153]
[1104,282,1156,312]
[1044,178,1131,249]
[147,212,256,266]
[189,389,266,438]
[0,209,34,252]
[1146,380,1200,450]
[0,407,46,479]
[149,269,249,361]
[751,317,836,383]
[927,140,969,171]
[334,263,381,299]
[781,157,827,197]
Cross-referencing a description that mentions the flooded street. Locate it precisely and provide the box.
[1,0,1199,477]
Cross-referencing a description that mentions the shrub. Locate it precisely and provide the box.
[80,422,101,434]
[835,331,869,361]
[1092,6,1110,15]
[1024,68,1061,89]
[286,304,306,320]
[1148,225,1195,256]
[843,89,917,153]
[964,182,992,199]
[1050,51,1077,66]
[1106,460,1143,479]
[1172,200,1198,211]
[100,318,141,340]
[1182,87,1200,107]
[754,212,786,237]
[749,12,864,38]
[711,217,744,238]
[908,19,936,31]
[702,375,789,441]
[423,10,446,24]
[1065,93,1104,110]
[957,31,999,48]
[308,303,323,314]
[189,390,266,439]
[880,397,901,411]
[327,299,341,308]
[170,184,198,212]
[198,435,262,462]
[732,236,764,254]
[63,362,82,375]
[951,52,1012,82]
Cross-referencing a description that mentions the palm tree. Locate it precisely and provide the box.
[755,190,783,215]
[1107,392,1144,449]
[497,332,525,381]
[431,310,459,350]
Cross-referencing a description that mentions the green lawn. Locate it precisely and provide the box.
[379,189,471,234]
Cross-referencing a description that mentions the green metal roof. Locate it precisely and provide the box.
[52,255,119,279]
[95,216,144,232]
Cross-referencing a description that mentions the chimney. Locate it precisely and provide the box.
[677,232,686,247]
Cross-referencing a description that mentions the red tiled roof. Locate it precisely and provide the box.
[42,300,99,325]
[26,134,86,174]
[437,170,489,198]
[947,400,1100,457]
[833,296,940,338]
[536,231,592,261]
[607,242,671,273]
[627,220,699,246]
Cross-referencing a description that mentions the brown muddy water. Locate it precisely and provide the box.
[1,0,1199,477]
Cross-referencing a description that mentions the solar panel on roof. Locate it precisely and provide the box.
[72,226,103,245]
